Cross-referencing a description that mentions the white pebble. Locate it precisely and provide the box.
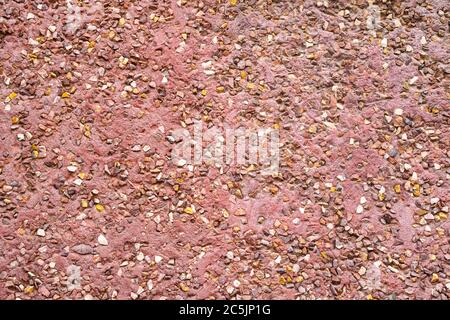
[420,36,427,45]
[97,234,108,246]
[176,159,187,167]
[358,266,367,275]
[356,205,364,214]
[409,76,418,85]
[274,255,281,264]
[136,286,145,295]
[67,165,78,173]
[424,213,434,220]
[136,252,145,261]
[430,197,440,205]
[226,286,235,294]
[394,108,403,116]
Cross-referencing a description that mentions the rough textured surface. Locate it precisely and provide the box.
[0,0,449,300]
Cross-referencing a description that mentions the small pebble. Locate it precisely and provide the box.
[97,234,108,246]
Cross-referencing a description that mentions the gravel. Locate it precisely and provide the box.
[97,234,108,246]
[0,0,448,301]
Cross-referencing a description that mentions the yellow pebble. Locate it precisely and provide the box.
[308,125,317,134]
[412,184,420,197]
[81,199,89,208]
[24,286,34,294]
[8,92,17,101]
[11,116,20,125]
[184,207,193,214]
[180,283,190,292]
[431,273,439,283]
